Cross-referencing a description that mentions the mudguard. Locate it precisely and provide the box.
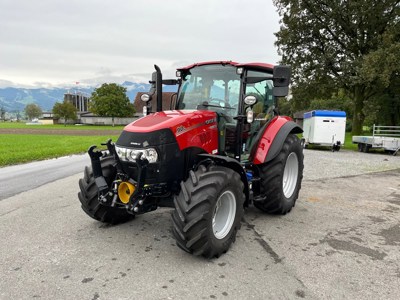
[197,154,250,206]
[252,116,303,165]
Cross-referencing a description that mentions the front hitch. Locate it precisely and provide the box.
[101,139,124,174]
[88,141,151,213]
[88,140,128,204]
[127,153,149,212]
[88,145,108,195]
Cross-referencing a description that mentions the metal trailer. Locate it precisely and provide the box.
[303,110,346,151]
[352,125,400,155]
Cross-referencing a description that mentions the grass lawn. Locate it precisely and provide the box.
[0,134,119,166]
[343,132,358,151]
[0,122,125,131]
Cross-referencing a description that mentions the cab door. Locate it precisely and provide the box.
[241,70,274,160]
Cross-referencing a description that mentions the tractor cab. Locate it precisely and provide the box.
[176,63,243,158]
[175,62,287,161]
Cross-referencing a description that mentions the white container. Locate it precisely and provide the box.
[303,110,346,149]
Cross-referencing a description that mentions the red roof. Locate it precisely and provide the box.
[236,62,275,70]
[177,61,274,72]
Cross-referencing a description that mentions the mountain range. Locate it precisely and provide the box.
[0,81,178,112]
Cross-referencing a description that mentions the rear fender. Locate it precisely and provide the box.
[252,117,302,165]
[197,154,250,206]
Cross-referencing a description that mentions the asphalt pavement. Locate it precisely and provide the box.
[0,150,399,299]
[0,154,90,200]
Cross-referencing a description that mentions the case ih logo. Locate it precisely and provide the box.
[205,118,216,125]
[176,119,216,136]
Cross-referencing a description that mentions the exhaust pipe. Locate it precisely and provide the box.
[154,65,163,112]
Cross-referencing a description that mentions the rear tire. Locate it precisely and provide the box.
[78,156,134,224]
[254,134,304,214]
[171,165,244,258]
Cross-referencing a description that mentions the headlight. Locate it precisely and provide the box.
[116,146,127,158]
[115,146,158,163]
[140,93,151,102]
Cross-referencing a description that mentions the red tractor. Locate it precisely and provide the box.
[78,61,304,258]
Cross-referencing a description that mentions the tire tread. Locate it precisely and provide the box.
[172,165,245,258]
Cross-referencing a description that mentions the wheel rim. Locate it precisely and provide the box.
[212,190,236,239]
[283,152,299,198]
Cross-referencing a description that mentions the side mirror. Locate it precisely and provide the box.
[273,65,291,97]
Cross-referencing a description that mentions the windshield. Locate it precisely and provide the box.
[177,65,241,116]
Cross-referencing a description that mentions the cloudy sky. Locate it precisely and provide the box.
[0,0,281,88]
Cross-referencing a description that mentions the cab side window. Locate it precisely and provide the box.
[245,70,273,116]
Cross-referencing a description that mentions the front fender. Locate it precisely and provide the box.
[251,117,302,165]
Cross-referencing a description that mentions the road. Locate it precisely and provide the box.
[0,150,400,299]
[0,154,90,200]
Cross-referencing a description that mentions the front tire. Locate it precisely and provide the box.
[254,134,304,214]
[78,156,134,224]
[172,165,244,258]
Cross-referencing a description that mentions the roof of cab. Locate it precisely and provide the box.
[177,61,274,72]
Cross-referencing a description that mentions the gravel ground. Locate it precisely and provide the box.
[303,149,400,180]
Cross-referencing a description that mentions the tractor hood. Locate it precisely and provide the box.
[123,110,217,137]
[118,110,219,152]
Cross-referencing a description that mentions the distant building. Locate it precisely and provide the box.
[39,111,55,125]
[64,92,90,112]
[42,112,54,118]
[293,111,306,128]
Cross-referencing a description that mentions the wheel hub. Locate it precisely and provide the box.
[283,152,299,198]
[212,190,236,240]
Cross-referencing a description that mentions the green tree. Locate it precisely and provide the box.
[0,106,5,121]
[52,101,77,126]
[368,77,400,126]
[89,83,135,126]
[274,0,400,134]
[24,103,42,121]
